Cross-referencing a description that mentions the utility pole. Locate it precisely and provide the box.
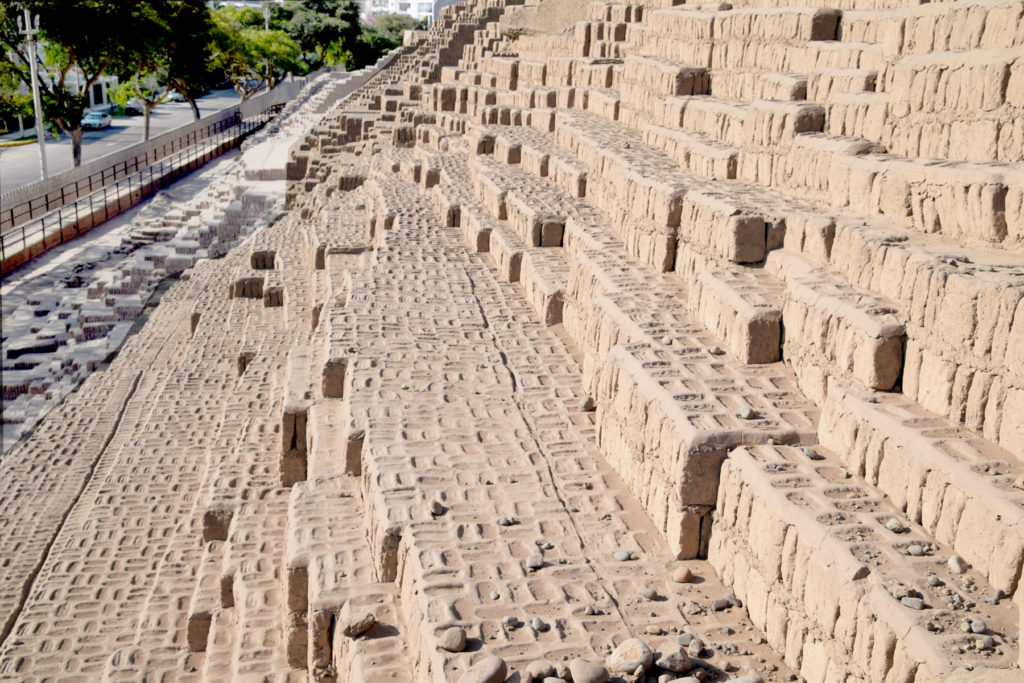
[17,9,47,180]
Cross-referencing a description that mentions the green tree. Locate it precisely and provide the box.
[342,14,423,70]
[283,0,360,71]
[0,0,144,166]
[0,59,32,134]
[159,0,215,120]
[210,6,301,101]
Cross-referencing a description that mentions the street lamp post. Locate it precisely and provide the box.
[17,9,48,181]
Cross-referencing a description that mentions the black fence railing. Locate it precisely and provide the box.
[1,115,256,234]
[1,106,281,275]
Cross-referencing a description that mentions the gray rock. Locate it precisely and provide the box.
[457,656,507,683]
[489,591,500,600]
[907,544,924,556]
[656,649,691,673]
[430,499,446,516]
[901,597,925,610]
[738,406,756,419]
[530,616,546,631]
[438,627,467,652]
[613,550,632,562]
[686,638,703,657]
[726,593,742,607]
[677,633,693,647]
[606,638,653,674]
[926,575,941,587]
[983,635,996,649]
[971,620,987,634]
[569,657,609,683]
[526,553,544,571]
[711,598,731,611]
[948,555,968,574]
[885,518,904,532]
[802,447,823,460]
[641,587,657,600]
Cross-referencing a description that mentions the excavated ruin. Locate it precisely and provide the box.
[1,0,1023,681]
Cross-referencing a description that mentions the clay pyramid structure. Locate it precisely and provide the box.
[1,0,1023,680]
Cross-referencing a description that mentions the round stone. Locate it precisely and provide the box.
[738,406,756,419]
[677,633,694,647]
[525,660,555,681]
[526,553,544,571]
[606,638,653,674]
[673,566,693,583]
[613,550,631,562]
[927,575,942,587]
[641,587,657,600]
[569,657,609,683]
[802,447,823,460]
[983,636,996,649]
[655,649,691,673]
[438,626,467,652]
[948,555,968,574]
[456,656,507,683]
[885,518,904,532]
[489,591,499,600]
[686,638,704,657]
[907,544,924,556]
[971,620,987,634]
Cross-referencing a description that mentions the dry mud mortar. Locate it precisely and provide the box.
[1,0,1024,681]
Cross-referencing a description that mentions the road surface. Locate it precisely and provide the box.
[0,90,243,195]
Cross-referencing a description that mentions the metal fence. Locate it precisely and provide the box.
[2,114,247,233]
[1,105,280,275]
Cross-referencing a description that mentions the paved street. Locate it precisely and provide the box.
[0,89,243,195]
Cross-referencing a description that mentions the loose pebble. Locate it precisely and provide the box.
[613,550,631,562]
[711,598,731,611]
[606,638,653,674]
[673,566,693,583]
[641,587,657,600]
[656,649,692,673]
[526,554,544,571]
[907,544,924,556]
[885,518,904,532]
[901,597,925,610]
[971,620,986,634]
[437,627,467,652]
[429,499,446,516]
[525,660,555,681]
[579,396,596,411]
[569,658,609,683]
[948,555,968,574]
[456,656,506,683]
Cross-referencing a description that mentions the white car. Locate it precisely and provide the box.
[81,112,112,130]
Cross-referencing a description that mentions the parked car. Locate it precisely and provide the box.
[80,112,112,130]
[124,98,144,116]
[165,90,187,103]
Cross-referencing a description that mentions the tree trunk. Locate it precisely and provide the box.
[71,126,83,166]
[188,97,200,120]
[144,105,154,141]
